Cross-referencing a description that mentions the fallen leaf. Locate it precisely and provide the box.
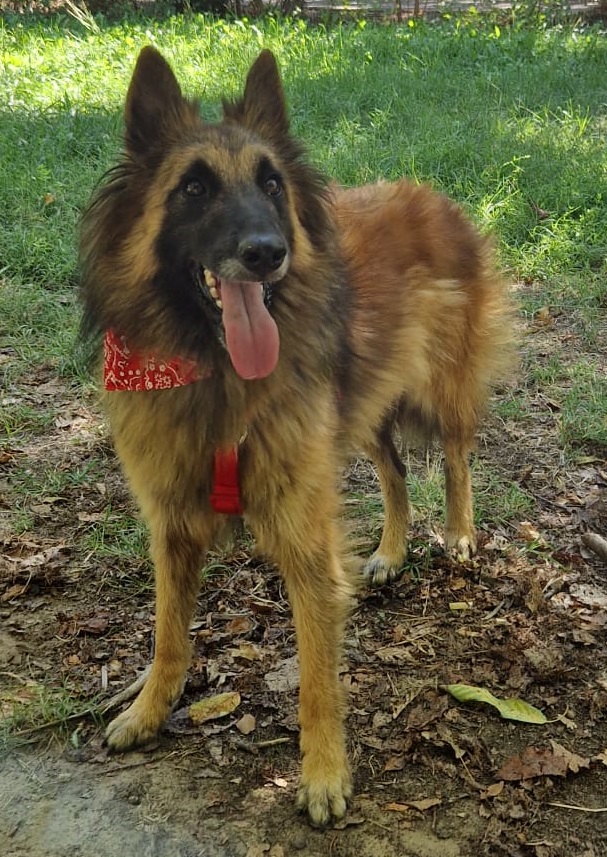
[443,683,547,724]
[229,641,261,662]
[385,797,440,812]
[480,781,505,799]
[374,646,414,663]
[225,616,255,635]
[236,713,256,735]
[496,743,590,781]
[517,521,547,546]
[406,797,442,811]
[555,712,577,731]
[1,583,28,602]
[383,755,405,772]
[76,614,110,635]
[569,583,607,611]
[59,612,110,637]
[406,691,449,730]
[530,201,550,220]
[384,802,411,813]
[189,691,241,725]
[549,740,590,774]
[264,655,299,693]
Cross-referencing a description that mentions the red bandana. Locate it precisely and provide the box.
[103,330,242,515]
[103,330,207,391]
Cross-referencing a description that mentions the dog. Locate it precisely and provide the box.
[79,46,513,827]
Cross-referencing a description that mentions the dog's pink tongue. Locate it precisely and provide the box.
[220,280,279,380]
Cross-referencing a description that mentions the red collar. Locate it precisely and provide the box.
[103,330,242,515]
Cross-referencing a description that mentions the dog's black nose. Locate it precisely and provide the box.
[238,234,287,277]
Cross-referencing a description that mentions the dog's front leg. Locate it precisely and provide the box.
[273,527,354,827]
[105,521,204,750]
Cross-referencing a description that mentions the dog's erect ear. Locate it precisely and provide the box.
[224,50,289,139]
[124,47,185,157]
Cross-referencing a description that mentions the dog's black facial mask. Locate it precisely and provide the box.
[164,155,291,281]
[154,143,294,381]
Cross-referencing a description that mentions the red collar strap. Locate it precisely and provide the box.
[103,330,242,515]
[103,329,209,391]
[210,446,242,515]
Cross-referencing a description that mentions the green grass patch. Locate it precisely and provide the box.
[0,680,102,752]
[81,506,151,580]
[562,361,607,449]
[346,449,534,545]
[9,458,104,498]
[1,15,605,286]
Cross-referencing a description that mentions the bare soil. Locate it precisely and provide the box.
[1,308,607,857]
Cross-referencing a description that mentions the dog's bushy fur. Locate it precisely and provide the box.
[79,47,513,826]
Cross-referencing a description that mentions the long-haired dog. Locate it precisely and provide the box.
[79,47,512,826]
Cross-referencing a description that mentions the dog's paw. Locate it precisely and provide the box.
[445,532,477,562]
[363,551,405,587]
[104,701,165,752]
[296,757,353,827]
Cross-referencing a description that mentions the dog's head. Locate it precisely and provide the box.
[82,48,331,381]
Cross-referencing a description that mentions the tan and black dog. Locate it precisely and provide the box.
[79,46,513,826]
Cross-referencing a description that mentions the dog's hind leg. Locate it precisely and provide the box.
[443,435,477,561]
[104,520,204,751]
[363,421,410,586]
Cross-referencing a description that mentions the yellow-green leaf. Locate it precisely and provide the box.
[443,683,547,724]
[189,691,241,725]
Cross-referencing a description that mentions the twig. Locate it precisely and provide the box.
[97,665,152,715]
[253,736,292,749]
[10,707,100,738]
[581,532,607,564]
[483,599,507,621]
[233,736,292,754]
[548,802,607,813]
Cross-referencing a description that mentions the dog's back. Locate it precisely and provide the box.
[334,179,513,447]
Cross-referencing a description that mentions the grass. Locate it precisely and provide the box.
[0,678,106,752]
[81,505,152,582]
[0,9,605,558]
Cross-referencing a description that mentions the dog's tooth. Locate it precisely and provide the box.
[216,299,223,310]
[204,270,217,288]
[209,286,219,299]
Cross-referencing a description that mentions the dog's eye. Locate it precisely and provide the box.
[264,175,283,197]
[183,179,207,198]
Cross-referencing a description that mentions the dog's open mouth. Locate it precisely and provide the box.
[197,268,274,314]
[194,266,280,381]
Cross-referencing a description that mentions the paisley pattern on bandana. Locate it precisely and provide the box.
[103,330,207,391]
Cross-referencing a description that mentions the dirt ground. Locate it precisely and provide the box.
[1,305,607,857]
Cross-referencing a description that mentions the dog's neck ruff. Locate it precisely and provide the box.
[103,330,242,515]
